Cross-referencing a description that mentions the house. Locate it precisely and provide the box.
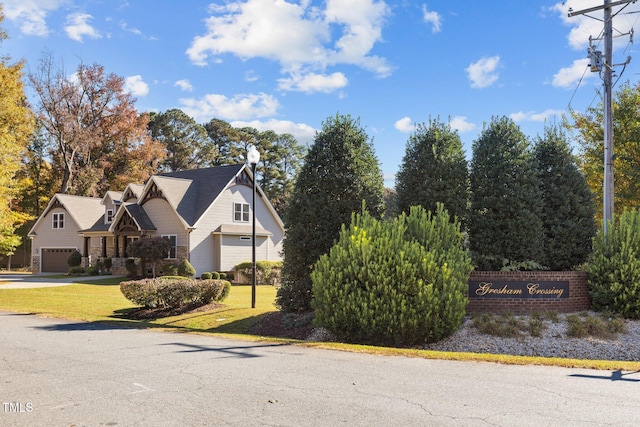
[28,164,284,276]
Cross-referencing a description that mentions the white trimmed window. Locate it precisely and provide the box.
[234,202,250,222]
[106,209,114,223]
[162,235,177,259]
[52,213,65,229]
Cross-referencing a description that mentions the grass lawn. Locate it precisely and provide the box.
[0,277,278,335]
[1,277,639,371]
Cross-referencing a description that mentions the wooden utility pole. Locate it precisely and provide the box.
[569,0,635,234]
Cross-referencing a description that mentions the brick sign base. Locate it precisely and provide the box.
[467,271,590,315]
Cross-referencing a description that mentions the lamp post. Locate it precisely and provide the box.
[247,145,261,309]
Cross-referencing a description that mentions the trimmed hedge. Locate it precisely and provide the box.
[235,261,282,285]
[120,277,231,309]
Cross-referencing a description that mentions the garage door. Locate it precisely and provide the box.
[41,248,76,273]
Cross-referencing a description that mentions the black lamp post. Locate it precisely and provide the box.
[247,145,260,309]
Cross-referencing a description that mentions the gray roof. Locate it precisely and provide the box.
[156,164,245,226]
[124,204,157,231]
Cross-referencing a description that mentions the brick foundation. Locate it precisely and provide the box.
[467,271,590,314]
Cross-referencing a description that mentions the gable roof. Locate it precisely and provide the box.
[153,164,245,227]
[28,194,103,236]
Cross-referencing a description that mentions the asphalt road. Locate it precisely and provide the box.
[2,311,640,426]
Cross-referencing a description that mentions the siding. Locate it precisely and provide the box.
[31,207,83,272]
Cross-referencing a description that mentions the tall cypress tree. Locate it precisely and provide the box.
[395,118,469,223]
[469,116,543,270]
[533,124,597,270]
[276,113,385,312]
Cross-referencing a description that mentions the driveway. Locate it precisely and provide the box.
[2,311,640,426]
[0,274,123,289]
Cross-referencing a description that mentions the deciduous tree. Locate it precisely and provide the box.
[29,54,164,196]
[571,80,640,220]
[0,7,36,265]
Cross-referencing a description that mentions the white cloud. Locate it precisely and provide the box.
[422,4,442,33]
[231,118,317,146]
[449,116,476,133]
[552,58,591,88]
[174,79,193,92]
[179,92,280,122]
[124,75,149,96]
[2,0,67,36]
[65,12,101,42]
[510,109,565,123]
[552,1,640,50]
[186,0,393,93]
[466,56,500,89]
[278,71,348,93]
[394,117,414,133]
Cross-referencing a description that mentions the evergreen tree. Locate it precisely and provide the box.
[533,124,597,270]
[276,113,385,312]
[469,116,544,270]
[148,109,215,172]
[395,118,468,223]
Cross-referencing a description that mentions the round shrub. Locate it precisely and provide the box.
[67,250,82,267]
[218,272,226,280]
[588,209,640,318]
[312,204,473,347]
[68,266,85,275]
[120,277,231,309]
[201,272,213,280]
[178,259,196,277]
[87,265,99,276]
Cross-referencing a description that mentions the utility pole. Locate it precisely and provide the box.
[569,0,635,234]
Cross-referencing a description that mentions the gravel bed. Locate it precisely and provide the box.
[422,313,640,362]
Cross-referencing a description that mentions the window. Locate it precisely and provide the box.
[106,209,114,223]
[52,213,65,229]
[162,235,177,259]
[234,202,250,222]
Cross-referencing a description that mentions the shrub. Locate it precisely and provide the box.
[120,277,231,309]
[588,209,640,318]
[235,261,282,285]
[200,272,213,280]
[311,204,472,347]
[68,266,85,275]
[87,265,99,276]
[177,259,196,277]
[125,258,138,277]
[162,264,178,276]
[67,250,82,267]
[103,257,112,271]
[212,272,221,280]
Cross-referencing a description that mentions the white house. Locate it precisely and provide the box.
[28,164,284,276]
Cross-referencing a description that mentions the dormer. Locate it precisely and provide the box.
[102,191,123,225]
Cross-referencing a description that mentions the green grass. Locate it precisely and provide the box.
[1,278,640,371]
[0,279,278,334]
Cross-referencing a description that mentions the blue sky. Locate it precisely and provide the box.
[2,0,639,187]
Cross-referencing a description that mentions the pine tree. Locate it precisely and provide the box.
[469,116,544,270]
[533,124,597,270]
[276,113,385,312]
[395,118,468,223]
